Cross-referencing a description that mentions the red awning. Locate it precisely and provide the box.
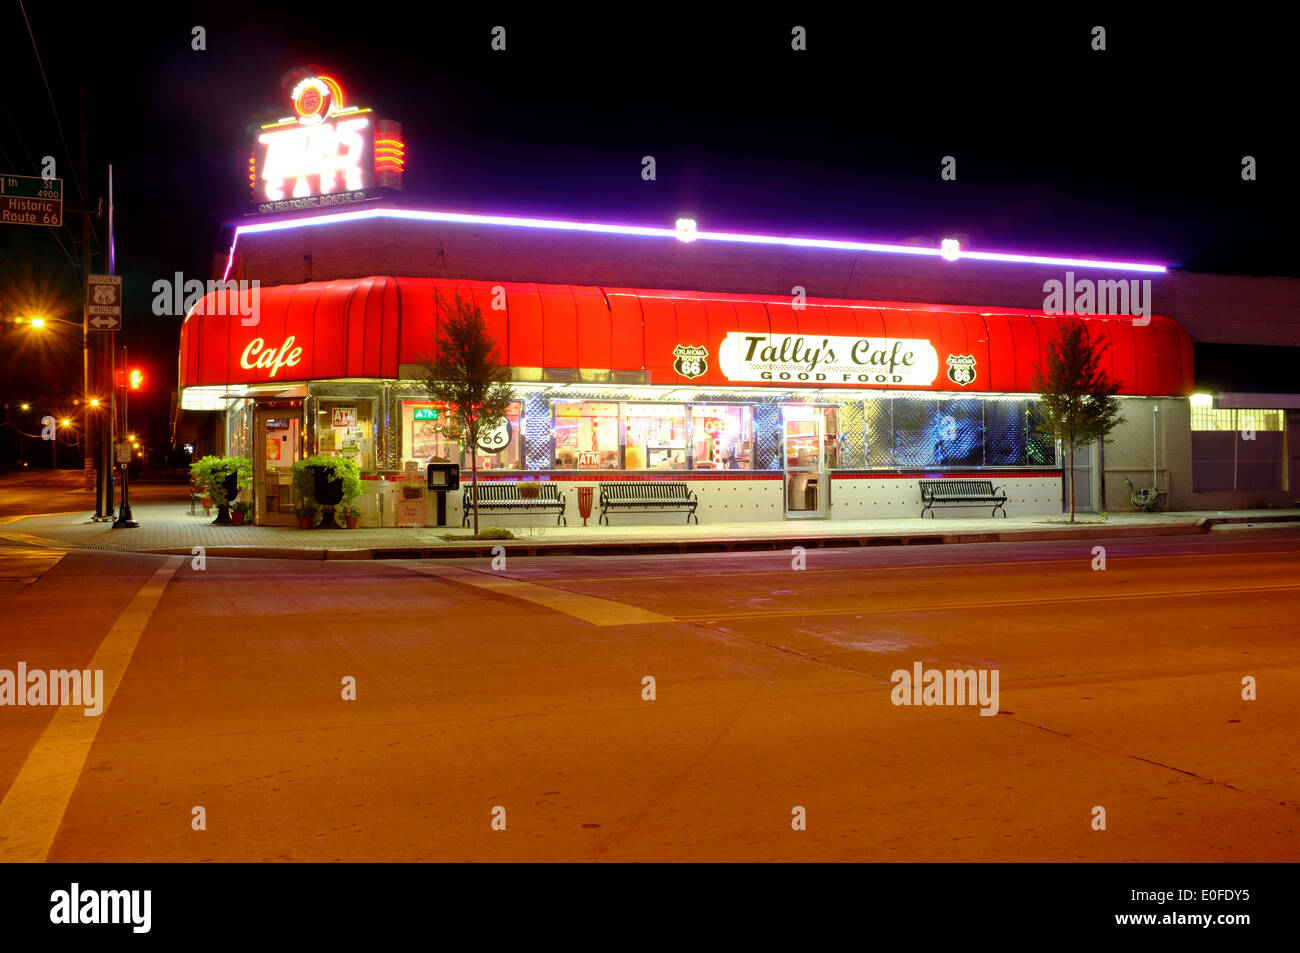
[179,276,1194,396]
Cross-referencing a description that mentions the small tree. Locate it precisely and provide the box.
[1030,318,1125,522]
[414,292,516,535]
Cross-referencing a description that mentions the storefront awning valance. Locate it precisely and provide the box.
[179,276,1194,396]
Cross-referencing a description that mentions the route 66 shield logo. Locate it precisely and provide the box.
[673,344,708,380]
[946,354,976,387]
[476,418,512,453]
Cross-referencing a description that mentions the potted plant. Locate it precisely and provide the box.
[190,455,253,525]
[230,500,251,526]
[399,478,425,501]
[294,503,318,530]
[291,455,363,525]
[339,504,362,529]
[518,482,540,499]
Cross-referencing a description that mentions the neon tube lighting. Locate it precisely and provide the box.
[222,207,1169,281]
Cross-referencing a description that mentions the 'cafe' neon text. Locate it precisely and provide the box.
[240,336,303,378]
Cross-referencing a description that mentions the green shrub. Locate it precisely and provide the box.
[476,527,514,540]
[290,455,364,509]
[190,455,252,506]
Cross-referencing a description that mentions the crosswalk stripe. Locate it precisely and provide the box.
[0,556,184,862]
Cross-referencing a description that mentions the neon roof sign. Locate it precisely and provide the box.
[223,207,1169,281]
[251,74,403,213]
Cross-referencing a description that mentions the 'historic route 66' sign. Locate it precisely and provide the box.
[673,344,708,379]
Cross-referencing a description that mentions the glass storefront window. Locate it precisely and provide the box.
[554,401,620,469]
[625,403,687,470]
[402,400,523,470]
[865,396,1058,468]
[822,406,839,470]
[316,400,374,470]
[691,404,753,470]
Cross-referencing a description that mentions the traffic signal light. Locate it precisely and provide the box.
[129,368,143,390]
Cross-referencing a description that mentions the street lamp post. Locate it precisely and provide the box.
[55,419,74,471]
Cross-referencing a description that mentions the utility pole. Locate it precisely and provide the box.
[108,165,135,527]
[79,66,114,521]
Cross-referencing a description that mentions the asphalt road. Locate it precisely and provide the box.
[0,469,182,520]
[0,527,1296,861]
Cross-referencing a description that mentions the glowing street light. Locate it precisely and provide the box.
[22,314,80,330]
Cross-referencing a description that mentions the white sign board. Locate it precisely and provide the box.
[717,332,938,386]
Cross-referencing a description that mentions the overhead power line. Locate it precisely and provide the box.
[18,0,83,198]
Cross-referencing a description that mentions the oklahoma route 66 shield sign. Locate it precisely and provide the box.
[945,354,977,387]
[673,344,708,380]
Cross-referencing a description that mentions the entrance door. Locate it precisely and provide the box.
[254,409,300,525]
[784,405,829,518]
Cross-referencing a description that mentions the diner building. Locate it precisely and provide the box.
[173,77,1299,528]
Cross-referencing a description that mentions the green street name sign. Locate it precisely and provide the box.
[0,174,63,227]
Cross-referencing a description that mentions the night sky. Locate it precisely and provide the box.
[1,7,1291,449]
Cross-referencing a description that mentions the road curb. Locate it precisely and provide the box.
[118,518,1250,561]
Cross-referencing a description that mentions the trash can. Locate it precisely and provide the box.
[577,486,594,526]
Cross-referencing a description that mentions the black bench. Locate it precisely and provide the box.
[462,482,567,526]
[599,481,698,525]
[919,479,1007,518]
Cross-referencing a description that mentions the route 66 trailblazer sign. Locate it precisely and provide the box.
[87,274,123,331]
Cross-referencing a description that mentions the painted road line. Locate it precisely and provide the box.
[676,583,1300,622]
[0,555,184,862]
[402,563,673,626]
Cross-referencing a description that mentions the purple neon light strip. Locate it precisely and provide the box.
[222,207,1169,281]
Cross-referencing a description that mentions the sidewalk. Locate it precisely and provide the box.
[4,501,1298,560]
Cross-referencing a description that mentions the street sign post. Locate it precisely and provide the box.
[87,274,122,331]
[0,174,63,227]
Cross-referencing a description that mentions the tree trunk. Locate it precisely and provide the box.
[1066,444,1076,525]
[470,438,479,537]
